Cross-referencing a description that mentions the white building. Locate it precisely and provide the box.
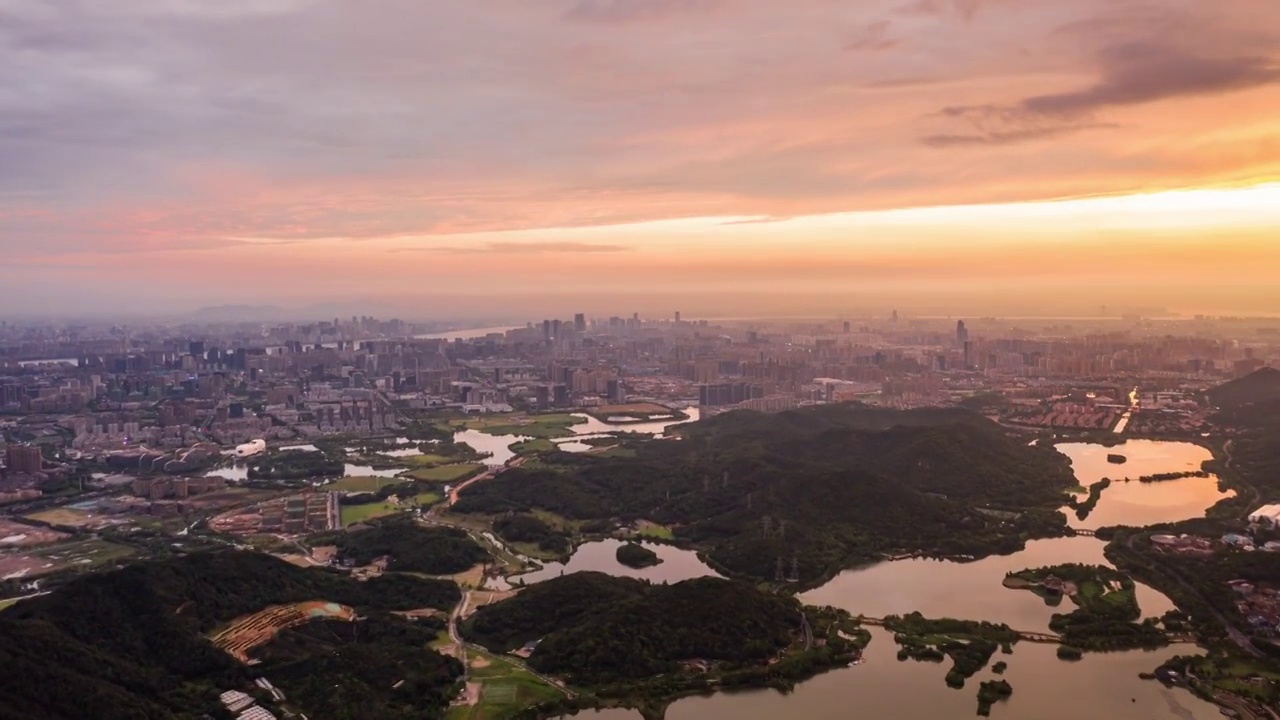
[234,439,267,458]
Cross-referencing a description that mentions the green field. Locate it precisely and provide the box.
[509,438,556,456]
[447,412,586,439]
[445,650,564,720]
[637,524,674,540]
[322,476,401,492]
[405,463,485,484]
[413,492,443,506]
[34,538,136,570]
[340,502,406,526]
[400,453,458,468]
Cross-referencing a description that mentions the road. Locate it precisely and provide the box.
[443,456,527,508]
[446,589,573,696]
[1123,532,1263,658]
[1222,439,1260,512]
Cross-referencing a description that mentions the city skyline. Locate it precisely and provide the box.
[2,0,1278,315]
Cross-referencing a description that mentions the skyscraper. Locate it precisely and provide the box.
[574,313,586,333]
[956,320,969,347]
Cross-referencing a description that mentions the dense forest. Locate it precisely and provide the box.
[455,405,1076,581]
[465,573,801,684]
[493,513,572,554]
[616,542,662,568]
[255,613,462,720]
[313,516,490,574]
[0,551,461,720]
[246,449,344,480]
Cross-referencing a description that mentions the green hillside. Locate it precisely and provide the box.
[0,551,462,720]
[454,405,1075,581]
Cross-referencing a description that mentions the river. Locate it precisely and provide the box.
[551,438,1231,720]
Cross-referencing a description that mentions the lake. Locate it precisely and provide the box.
[800,536,1174,628]
[452,409,698,463]
[550,439,1227,719]
[1055,439,1233,530]
[514,539,720,585]
[557,629,1219,720]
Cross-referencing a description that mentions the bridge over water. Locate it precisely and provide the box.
[857,617,1063,644]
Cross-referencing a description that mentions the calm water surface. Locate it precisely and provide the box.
[515,539,720,585]
[663,628,1219,720]
[555,629,1219,720]
[1055,440,1232,530]
[801,536,1173,629]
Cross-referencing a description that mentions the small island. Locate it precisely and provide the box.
[1107,453,1128,464]
[977,679,1013,715]
[1004,564,1169,651]
[616,542,663,569]
[886,613,1020,690]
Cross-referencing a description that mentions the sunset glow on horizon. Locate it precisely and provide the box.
[2,0,1278,316]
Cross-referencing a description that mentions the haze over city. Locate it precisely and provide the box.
[3,0,1279,316]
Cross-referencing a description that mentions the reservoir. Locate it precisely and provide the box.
[514,539,720,585]
[557,438,1229,719]
[557,630,1219,720]
[1055,439,1232,530]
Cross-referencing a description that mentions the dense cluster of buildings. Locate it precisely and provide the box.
[0,312,1275,507]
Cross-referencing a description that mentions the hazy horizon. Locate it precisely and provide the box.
[3,1,1278,315]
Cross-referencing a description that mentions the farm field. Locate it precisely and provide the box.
[211,601,356,663]
[405,464,485,484]
[445,649,563,720]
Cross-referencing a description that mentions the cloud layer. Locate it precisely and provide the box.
[1,0,1278,313]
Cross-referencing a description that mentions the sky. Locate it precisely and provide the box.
[2,0,1279,318]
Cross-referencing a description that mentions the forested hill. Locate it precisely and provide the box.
[683,403,1000,440]
[0,551,462,720]
[454,405,1075,582]
[464,573,800,684]
[1208,367,1280,409]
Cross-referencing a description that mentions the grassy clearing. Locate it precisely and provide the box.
[637,524,674,540]
[594,447,637,459]
[34,538,136,570]
[400,453,457,468]
[451,413,586,439]
[509,438,556,456]
[321,476,400,492]
[405,463,485,484]
[340,502,405,526]
[530,509,580,533]
[413,492,444,506]
[24,508,93,527]
[446,650,564,720]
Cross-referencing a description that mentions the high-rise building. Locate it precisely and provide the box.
[956,320,969,347]
[574,313,586,332]
[5,444,43,475]
[843,321,851,333]
[675,311,681,323]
